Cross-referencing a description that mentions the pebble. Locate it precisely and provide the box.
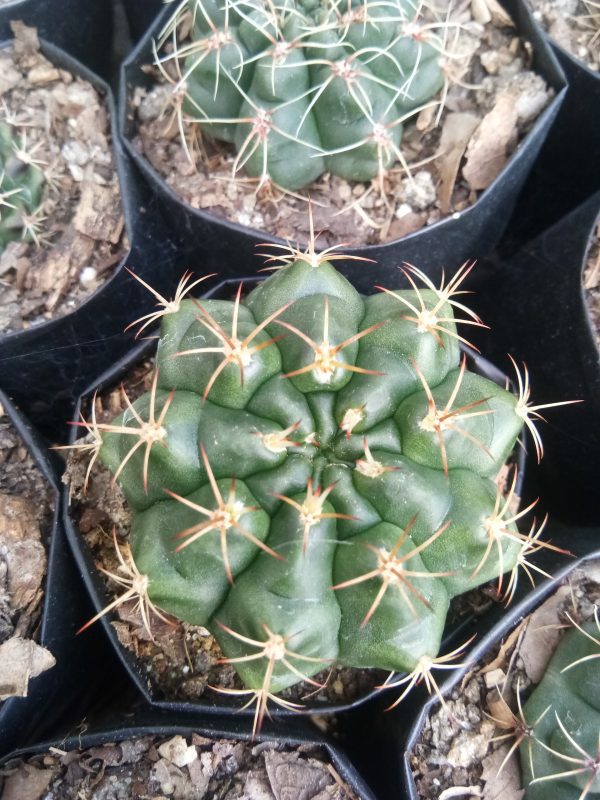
[400,170,436,211]
[80,267,97,289]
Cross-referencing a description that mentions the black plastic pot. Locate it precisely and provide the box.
[0,708,378,800]
[0,389,126,758]
[121,0,165,43]
[119,0,566,289]
[467,191,600,527]
[0,0,115,80]
[500,34,600,251]
[0,37,190,443]
[61,273,526,723]
[399,537,600,800]
[331,521,599,800]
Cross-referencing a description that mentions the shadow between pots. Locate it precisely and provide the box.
[0,0,115,80]
[468,191,600,526]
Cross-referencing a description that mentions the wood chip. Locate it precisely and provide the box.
[73,181,125,244]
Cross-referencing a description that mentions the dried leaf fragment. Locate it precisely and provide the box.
[0,637,55,700]
[0,762,55,800]
[463,89,519,191]
[436,112,480,213]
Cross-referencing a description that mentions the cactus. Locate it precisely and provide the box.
[157,0,451,190]
[71,237,567,733]
[0,122,45,248]
[520,612,600,800]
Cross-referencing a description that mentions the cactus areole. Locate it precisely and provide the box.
[89,250,538,727]
[164,0,446,189]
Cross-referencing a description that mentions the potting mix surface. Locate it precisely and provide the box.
[0,23,127,334]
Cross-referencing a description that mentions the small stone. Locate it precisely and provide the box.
[158,735,198,768]
[400,170,436,211]
[395,202,413,218]
[79,267,98,289]
[61,139,90,167]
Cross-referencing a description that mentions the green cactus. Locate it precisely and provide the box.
[520,616,600,800]
[73,243,561,733]
[0,122,44,248]
[159,0,447,189]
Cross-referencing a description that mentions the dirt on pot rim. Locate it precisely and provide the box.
[0,400,55,705]
[0,732,360,799]
[528,0,600,71]
[130,0,553,249]
[0,23,127,335]
[584,222,600,348]
[409,558,600,800]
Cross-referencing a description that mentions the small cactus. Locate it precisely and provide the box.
[519,611,600,800]
[157,0,452,190]
[0,122,45,248]
[72,236,566,732]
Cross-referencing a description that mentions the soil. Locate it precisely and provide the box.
[583,222,600,347]
[0,23,127,335]
[0,733,360,800]
[409,559,600,800]
[528,0,599,70]
[0,399,55,703]
[129,0,553,248]
[62,355,509,712]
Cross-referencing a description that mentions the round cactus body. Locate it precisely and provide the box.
[169,0,445,189]
[520,620,600,799]
[96,254,527,713]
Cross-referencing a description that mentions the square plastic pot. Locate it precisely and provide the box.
[60,272,526,726]
[118,0,566,290]
[0,708,378,800]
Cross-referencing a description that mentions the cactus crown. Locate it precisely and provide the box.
[0,122,45,248]
[157,0,456,190]
[520,610,600,799]
[72,238,566,733]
